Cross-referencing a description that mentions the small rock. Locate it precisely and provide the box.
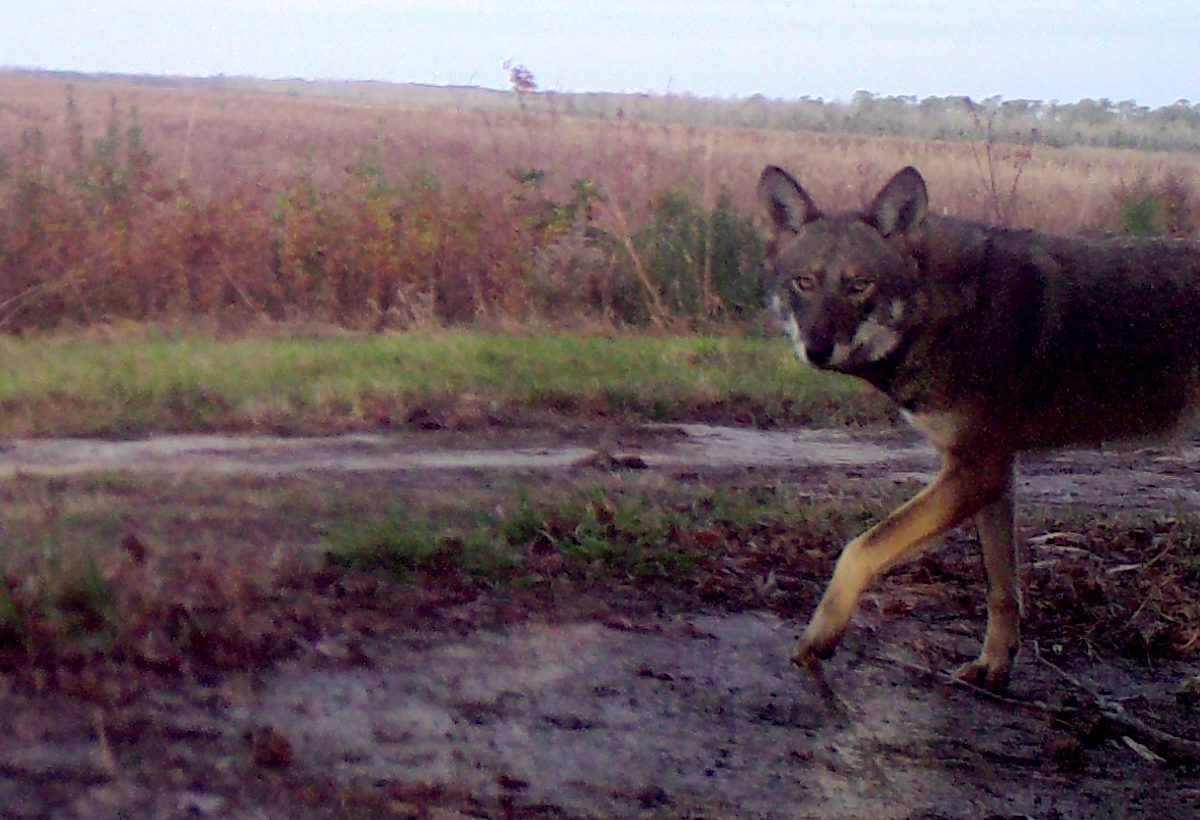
[176,791,226,816]
[247,724,294,768]
[636,785,672,809]
[496,772,529,791]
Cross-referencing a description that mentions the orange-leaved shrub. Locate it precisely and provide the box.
[0,94,762,331]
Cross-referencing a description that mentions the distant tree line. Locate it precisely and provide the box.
[545,90,1200,153]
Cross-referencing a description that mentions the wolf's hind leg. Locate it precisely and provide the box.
[955,480,1021,691]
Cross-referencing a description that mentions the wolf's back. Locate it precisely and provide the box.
[903,222,1200,449]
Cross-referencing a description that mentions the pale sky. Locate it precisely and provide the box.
[2,1,1195,107]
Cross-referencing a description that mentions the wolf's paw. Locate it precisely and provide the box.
[792,625,842,665]
[954,657,1012,692]
[791,641,835,667]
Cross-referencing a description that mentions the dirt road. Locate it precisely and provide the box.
[0,424,1197,818]
[6,422,1200,510]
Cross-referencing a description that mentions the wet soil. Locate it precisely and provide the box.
[0,423,1198,818]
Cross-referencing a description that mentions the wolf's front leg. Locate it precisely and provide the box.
[793,452,1014,676]
[955,483,1021,691]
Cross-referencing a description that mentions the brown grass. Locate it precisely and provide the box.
[1,71,1197,330]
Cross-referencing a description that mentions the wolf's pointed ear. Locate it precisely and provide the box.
[868,166,928,238]
[758,166,820,234]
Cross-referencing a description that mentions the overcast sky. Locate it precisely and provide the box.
[2,1,1195,107]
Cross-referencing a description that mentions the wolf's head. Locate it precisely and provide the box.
[757,165,927,376]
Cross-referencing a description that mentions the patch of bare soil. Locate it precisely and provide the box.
[0,424,1198,818]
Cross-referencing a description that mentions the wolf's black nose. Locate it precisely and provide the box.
[805,341,834,367]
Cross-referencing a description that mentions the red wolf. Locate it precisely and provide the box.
[759,163,1200,690]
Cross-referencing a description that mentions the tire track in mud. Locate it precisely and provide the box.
[3,423,1200,511]
[0,424,924,476]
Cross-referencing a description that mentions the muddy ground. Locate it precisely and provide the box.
[0,423,1197,819]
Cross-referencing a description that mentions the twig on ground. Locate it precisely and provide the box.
[881,651,1200,767]
[1030,644,1200,766]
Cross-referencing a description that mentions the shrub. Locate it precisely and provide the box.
[1110,170,1197,238]
[621,186,763,327]
[0,93,769,331]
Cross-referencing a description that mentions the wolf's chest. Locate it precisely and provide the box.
[901,408,967,451]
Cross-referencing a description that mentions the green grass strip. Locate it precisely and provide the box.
[0,328,885,436]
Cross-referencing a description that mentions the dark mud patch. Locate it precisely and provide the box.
[252,611,1198,818]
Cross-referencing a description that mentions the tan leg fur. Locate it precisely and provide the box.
[793,451,1015,685]
[956,483,1022,689]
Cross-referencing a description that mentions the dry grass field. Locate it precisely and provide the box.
[1,70,1198,331]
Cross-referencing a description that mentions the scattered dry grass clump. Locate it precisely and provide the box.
[0,472,484,703]
[1021,515,1200,662]
[0,538,290,696]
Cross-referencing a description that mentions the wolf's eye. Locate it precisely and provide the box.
[791,275,817,293]
[844,279,874,299]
